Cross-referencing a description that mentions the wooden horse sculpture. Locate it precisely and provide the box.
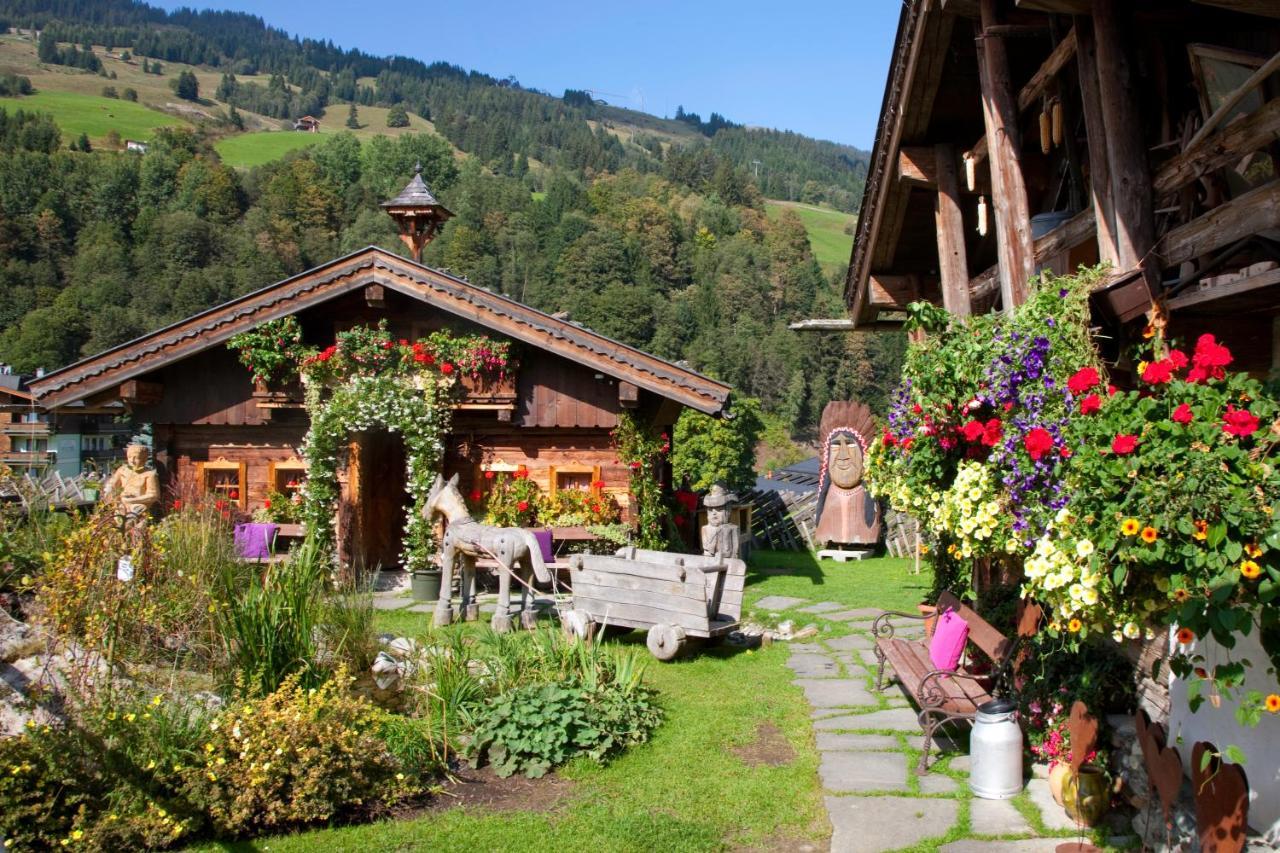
[423,473,552,632]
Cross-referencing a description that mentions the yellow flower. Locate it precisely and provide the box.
[1244,542,1262,558]
[1067,618,1082,633]
[125,713,136,723]
[1192,520,1208,541]
[1140,526,1158,544]
[1121,518,1140,536]
[1240,560,1262,580]
[1266,693,1280,714]
[71,831,83,841]
[151,695,163,707]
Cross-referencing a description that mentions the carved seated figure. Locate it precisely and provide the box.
[103,443,160,524]
[700,483,741,561]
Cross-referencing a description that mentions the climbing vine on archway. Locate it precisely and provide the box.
[300,373,452,571]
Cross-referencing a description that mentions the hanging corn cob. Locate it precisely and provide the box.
[1039,102,1052,154]
[964,152,976,192]
[977,195,988,236]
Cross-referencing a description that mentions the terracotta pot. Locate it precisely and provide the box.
[918,603,938,637]
[1048,763,1070,806]
[1062,764,1109,827]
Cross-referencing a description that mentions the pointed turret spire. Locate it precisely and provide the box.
[381,163,453,262]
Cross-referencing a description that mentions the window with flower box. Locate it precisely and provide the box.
[196,457,246,509]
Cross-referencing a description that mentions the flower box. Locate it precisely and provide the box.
[252,377,304,404]
[457,372,517,404]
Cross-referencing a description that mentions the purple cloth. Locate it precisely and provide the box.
[531,528,555,564]
[235,523,278,559]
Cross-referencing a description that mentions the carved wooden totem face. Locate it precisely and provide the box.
[828,433,864,490]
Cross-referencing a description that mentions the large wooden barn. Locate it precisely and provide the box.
[25,242,730,569]
[840,0,1280,379]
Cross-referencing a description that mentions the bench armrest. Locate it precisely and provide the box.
[871,610,931,640]
[916,668,991,711]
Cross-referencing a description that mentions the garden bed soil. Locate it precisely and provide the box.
[731,721,796,767]
[412,764,577,815]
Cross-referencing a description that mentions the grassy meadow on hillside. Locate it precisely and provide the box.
[765,200,856,272]
[0,87,186,140]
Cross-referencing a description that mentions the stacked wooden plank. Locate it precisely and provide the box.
[742,488,818,551]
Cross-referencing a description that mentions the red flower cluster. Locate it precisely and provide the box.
[673,490,698,513]
[1023,427,1054,461]
[469,489,483,502]
[1079,394,1101,415]
[440,362,454,375]
[591,479,607,490]
[1222,405,1260,438]
[1067,367,1100,395]
[961,418,1003,447]
[1112,434,1138,455]
[517,500,530,512]
[1172,403,1193,424]
[1187,334,1232,383]
[513,467,529,479]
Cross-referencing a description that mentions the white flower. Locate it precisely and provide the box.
[1075,539,1094,558]
[1122,622,1140,640]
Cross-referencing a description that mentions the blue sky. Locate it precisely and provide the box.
[149,0,901,148]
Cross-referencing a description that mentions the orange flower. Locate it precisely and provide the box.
[1244,542,1262,558]
[1173,588,1191,603]
[1192,520,1208,541]
[1176,627,1195,645]
[1240,560,1262,580]
[1121,518,1140,536]
[1067,618,1082,633]
[1266,694,1280,714]
[1140,526,1158,544]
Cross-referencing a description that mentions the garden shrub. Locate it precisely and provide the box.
[181,671,406,836]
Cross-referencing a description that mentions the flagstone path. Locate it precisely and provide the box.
[771,597,1086,853]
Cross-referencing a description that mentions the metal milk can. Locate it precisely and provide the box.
[969,698,1024,799]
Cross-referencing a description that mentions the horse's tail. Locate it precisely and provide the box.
[520,529,552,583]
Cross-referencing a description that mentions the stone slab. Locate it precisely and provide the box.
[787,642,826,654]
[826,609,881,623]
[796,601,846,614]
[372,598,411,611]
[813,707,921,732]
[811,707,853,720]
[815,732,900,751]
[795,678,874,708]
[826,795,958,853]
[918,772,960,794]
[786,653,840,678]
[969,796,1034,836]
[818,548,874,562]
[826,633,873,651]
[753,595,808,611]
[941,842,1060,853]
[818,750,908,793]
[1025,776,1080,831]
[949,754,971,774]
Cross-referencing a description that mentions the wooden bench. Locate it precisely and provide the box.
[871,591,1021,774]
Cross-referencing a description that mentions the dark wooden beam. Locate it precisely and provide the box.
[1016,0,1091,12]
[869,274,923,309]
[1190,0,1280,21]
[1092,0,1156,278]
[1165,267,1280,311]
[969,264,1003,313]
[934,144,972,317]
[119,380,162,405]
[1032,207,1096,259]
[898,147,936,186]
[1074,17,1118,267]
[1156,179,1280,269]
[977,1,1036,309]
[1154,98,1280,197]
[1017,26,1077,112]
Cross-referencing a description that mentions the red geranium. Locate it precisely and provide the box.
[1168,349,1188,369]
[1079,394,1101,415]
[1141,359,1175,384]
[1107,384,1118,396]
[517,500,529,512]
[1171,403,1193,425]
[1023,427,1054,460]
[1222,405,1260,438]
[413,353,428,363]
[1112,434,1138,455]
[1067,367,1100,395]
[882,429,897,447]
[912,403,923,415]
[440,362,454,374]
[469,489,483,502]
[961,419,985,443]
[514,468,529,479]
[1187,333,1232,383]
[900,437,915,451]
[981,418,1003,447]
[484,470,495,480]
[629,460,642,470]
[171,499,182,511]
[263,499,271,509]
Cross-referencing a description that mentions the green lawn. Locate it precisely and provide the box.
[198,552,925,852]
[213,130,324,168]
[764,200,857,273]
[0,89,186,143]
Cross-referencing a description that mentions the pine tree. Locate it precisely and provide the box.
[345,103,359,129]
[386,103,409,128]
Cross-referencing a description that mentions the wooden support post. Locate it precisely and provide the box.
[977,0,1035,310]
[1092,0,1156,280]
[1074,17,1118,267]
[934,144,972,317]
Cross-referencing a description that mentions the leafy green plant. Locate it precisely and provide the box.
[612,412,673,549]
[227,316,307,386]
[671,396,764,493]
[478,469,541,527]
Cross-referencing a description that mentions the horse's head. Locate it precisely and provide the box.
[423,472,463,522]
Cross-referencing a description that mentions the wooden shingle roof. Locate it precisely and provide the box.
[28,247,732,415]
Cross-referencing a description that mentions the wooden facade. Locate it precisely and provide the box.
[28,247,731,569]
[844,0,1280,380]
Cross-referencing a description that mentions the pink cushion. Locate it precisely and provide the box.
[928,608,969,672]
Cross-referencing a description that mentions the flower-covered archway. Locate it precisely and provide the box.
[300,373,451,571]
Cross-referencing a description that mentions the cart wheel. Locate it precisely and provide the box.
[647,623,686,661]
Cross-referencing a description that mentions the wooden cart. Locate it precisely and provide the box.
[566,546,746,660]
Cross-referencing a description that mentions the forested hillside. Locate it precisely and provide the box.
[0,0,899,444]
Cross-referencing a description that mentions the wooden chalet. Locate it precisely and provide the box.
[842,0,1280,377]
[26,178,730,568]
